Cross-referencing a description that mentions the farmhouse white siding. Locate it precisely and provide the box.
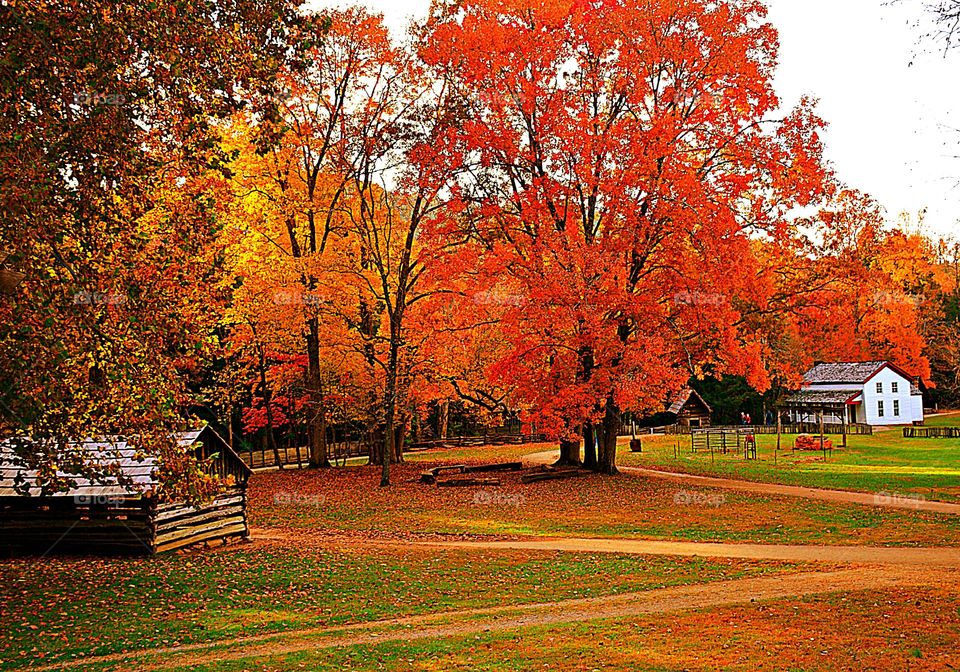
[859,366,920,425]
[784,361,924,427]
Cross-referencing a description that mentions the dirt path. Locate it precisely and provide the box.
[26,566,954,672]
[412,537,960,566]
[523,449,960,515]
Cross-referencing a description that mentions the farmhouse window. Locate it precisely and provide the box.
[894,400,900,416]
[892,382,899,393]
[878,400,884,417]
[876,382,883,393]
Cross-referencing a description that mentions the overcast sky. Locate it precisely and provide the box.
[309,0,960,238]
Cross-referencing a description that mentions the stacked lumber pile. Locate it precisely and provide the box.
[794,434,833,451]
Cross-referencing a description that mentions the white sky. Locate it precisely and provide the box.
[309,0,960,238]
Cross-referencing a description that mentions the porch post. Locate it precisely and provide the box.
[775,405,781,464]
[819,407,826,461]
[842,404,848,448]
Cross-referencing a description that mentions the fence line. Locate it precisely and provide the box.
[631,423,872,437]
[903,426,960,439]
[242,433,550,469]
[242,440,368,470]
[407,433,548,450]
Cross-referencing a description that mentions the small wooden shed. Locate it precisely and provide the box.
[666,389,713,429]
[0,426,251,555]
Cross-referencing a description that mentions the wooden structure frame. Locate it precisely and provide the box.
[777,391,852,450]
[0,427,251,555]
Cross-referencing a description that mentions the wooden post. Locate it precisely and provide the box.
[819,409,826,462]
[775,409,781,465]
[842,406,848,449]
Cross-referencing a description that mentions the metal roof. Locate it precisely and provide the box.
[803,362,890,385]
[666,388,712,415]
[782,389,863,407]
[0,429,236,498]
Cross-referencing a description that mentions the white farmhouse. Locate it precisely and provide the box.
[783,361,924,427]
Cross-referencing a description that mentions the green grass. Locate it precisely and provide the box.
[620,429,960,501]
[0,546,795,670]
[922,411,960,427]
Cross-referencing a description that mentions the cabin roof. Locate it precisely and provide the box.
[666,388,712,415]
[0,426,250,498]
[803,361,915,386]
[782,388,864,407]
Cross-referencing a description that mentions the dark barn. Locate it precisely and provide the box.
[0,426,251,555]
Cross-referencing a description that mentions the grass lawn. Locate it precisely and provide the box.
[184,585,960,671]
[0,545,797,670]
[249,461,960,547]
[922,410,960,427]
[6,441,960,671]
[619,429,960,501]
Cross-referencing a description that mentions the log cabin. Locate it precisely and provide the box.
[666,388,713,429]
[0,426,251,555]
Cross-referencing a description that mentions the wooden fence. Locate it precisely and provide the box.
[242,434,549,469]
[691,428,749,454]
[634,423,872,437]
[242,440,369,470]
[903,426,960,439]
[408,433,548,450]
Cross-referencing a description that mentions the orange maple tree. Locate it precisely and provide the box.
[420,0,831,472]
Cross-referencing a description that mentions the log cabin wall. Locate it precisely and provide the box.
[0,496,153,555]
[151,487,248,553]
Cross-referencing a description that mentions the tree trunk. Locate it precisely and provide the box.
[583,421,598,470]
[368,424,384,464]
[306,317,330,468]
[439,399,450,439]
[381,335,402,487]
[393,416,406,463]
[556,429,582,466]
[382,407,393,487]
[598,393,620,475]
